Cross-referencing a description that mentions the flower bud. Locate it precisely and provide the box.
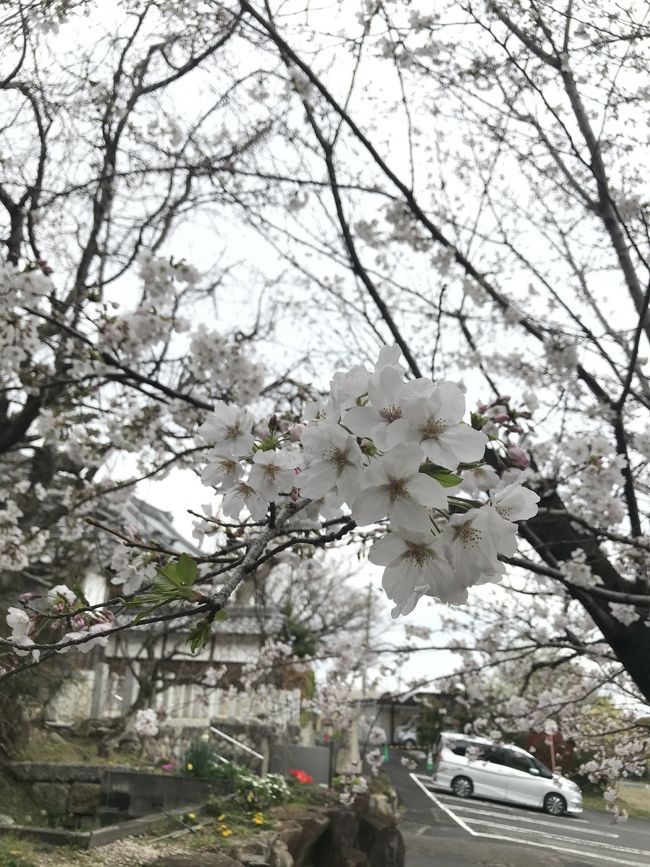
[288,424,305,442]
[507,445,529,468]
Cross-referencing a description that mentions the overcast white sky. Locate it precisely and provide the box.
[74,1,512,696]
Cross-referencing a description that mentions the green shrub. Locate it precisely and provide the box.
[181,744,296,812]
[182,739,229,779]
[233,769,291,811]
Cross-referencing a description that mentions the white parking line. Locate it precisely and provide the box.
[464,819,650,854]
[412,773,593,823]
[433,802,619,838]
[409,773,650,867]
[410,774,477,835]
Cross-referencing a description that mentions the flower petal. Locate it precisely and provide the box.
[369,532,408,566]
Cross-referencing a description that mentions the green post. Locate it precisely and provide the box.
[426,749,433,770]
[383,743,390,763]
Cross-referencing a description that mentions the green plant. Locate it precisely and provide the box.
[286,777,332,806]
[182,739,225,779]
[204,794,232,817]
[233,768,291,811]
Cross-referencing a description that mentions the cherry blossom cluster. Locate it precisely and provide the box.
[5,584,113,663]
[199,346,539,616]
[134,707,160,738]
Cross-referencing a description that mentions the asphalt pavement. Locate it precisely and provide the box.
[383,750,650,867]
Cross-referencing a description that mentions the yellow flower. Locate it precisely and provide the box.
[186,812,196,821]
[221,828,233,837]
[186,762,193,771]
[217,813,226,821]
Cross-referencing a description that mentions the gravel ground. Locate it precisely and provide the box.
[37,836,194,867]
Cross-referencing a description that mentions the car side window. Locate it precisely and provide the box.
[465,742,485,760]
[507,751,535,773]
[451,740,484,757]
[486,747,508,765]
[533,759,554,779]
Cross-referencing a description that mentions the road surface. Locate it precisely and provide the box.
[383,751,650,867]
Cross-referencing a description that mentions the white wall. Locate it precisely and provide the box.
[46,665,301,729]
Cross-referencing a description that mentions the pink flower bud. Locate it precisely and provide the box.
[288,424,305,442]
[507,445,529,468]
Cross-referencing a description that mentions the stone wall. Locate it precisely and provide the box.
[7,763,234,828]
[8,763,128,824]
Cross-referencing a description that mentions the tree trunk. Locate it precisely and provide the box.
[525,492,650,703]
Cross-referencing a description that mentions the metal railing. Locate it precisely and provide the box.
[209,725,264,764]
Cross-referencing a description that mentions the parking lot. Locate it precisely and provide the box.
[411,771,650,866]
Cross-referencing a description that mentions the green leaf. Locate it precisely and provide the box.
[433,471,463,488]
[470,411,487,431]
[187,620,211,653]
[214,609,229,622]
[419,463,462,487]
[176,553,197,585]
[126,555,200,618]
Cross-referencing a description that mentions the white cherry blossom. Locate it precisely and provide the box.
[369,528,463,614]
[344,364,413,449]
[608,603,640,626]
[47,584,77,606]
[61,622,110,654]
[444,506,517,580]
[201,451,244,491]
[198,401,254,456]
[461,465,500,493]
[330,364,369,411]
[299,423,363,504]
[491,483,540,521]
[352,443,446,530]
[6,606,30,637]
[6,607,39,660]
[403,382,487,468]
[222,481,268,521]
[248,449,300,500]
[134,707,159,737]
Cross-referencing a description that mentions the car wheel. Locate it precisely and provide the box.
[543,793,567,816]
[451,776,473,798]
[403,738,416,748]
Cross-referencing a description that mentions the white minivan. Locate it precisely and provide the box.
[432,731,583,816]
